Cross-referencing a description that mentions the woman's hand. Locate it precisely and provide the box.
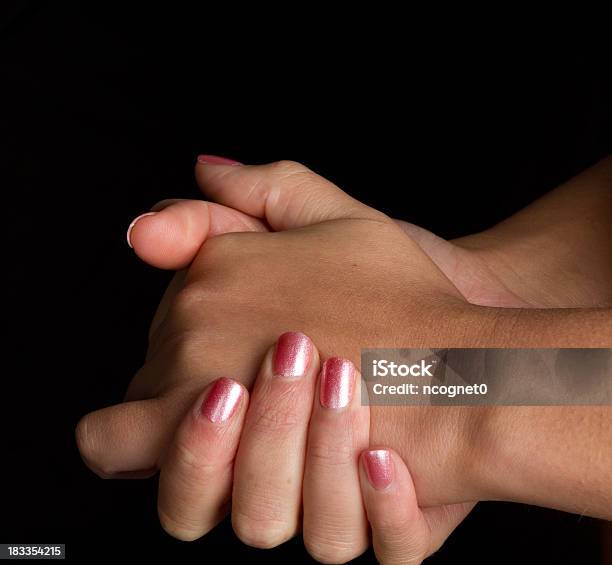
[127,154,612,310]
[158,331,471,563]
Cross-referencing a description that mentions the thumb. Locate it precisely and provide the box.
[126,199,268,270]
[195,157,387,230]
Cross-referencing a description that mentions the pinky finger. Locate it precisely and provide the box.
[359,449,471,565]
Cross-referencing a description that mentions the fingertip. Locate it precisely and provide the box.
[359,447,420,519]
[75,399,168,478]
[177,378,249,455]
[126,212,157,249]
[195,377,248,426]
[360,448,431,563]
[272,331,318,379]
[361,449,394,491]
[128,200,211,269]
[127,200,268,270]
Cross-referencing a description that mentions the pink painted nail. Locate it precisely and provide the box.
[363,450,394,490]
[200,378,243,423]
[273,332,313,378]
[320,357,354,409]
[126,212,157,248]
[196,154,243,165]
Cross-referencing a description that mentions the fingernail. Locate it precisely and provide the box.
[273,331,313,378]
[126,212,157,248]
[200,378,243,423]
[320,357,354,409]
[363,450,394,490]
[196,154,243,166]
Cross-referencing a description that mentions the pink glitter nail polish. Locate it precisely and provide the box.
[196,154,242,165]
[273,332,312,377]
[320,357,354,409]
[363,450,393,490]
[201,378,243,423]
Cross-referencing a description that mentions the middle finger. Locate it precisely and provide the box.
[231,331,319,548]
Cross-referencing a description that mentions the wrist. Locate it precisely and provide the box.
[466,403,612,519]
[452,169,612,309]
[461,405,513,504]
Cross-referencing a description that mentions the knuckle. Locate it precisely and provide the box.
[304,533,362,564]
[171,284,208,317]
[249,397,303,436]
[373,523,429,565]
[232,505,293,549]
[388,553,425,565]
[158,507,203,542]
[172,436,216,478]
[232,524,292,550]
[270,159,311,177]
[378,532,427,563]
[151,329,207,379]
[268,160,319,193]
[307,438,354,470]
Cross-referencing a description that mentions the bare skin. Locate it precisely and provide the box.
[157,333,472,563]
[77,157,612,558]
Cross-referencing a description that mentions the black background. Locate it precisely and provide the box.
[2,2,611,563]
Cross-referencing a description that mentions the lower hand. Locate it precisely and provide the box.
[158,331,471,563]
